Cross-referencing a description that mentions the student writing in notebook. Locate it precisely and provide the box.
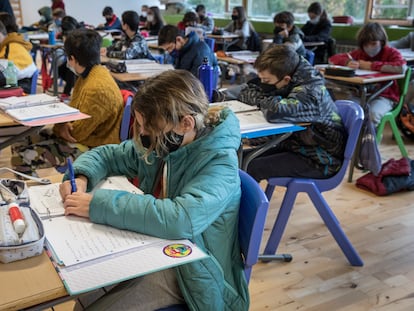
[59,69,249,311]
[11,29,123,176]
[328,22,406,126]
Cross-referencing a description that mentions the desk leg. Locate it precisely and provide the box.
[52,49,58,96]
[347,86,368,182]
[241,132,293,171]
[0,126,41,150]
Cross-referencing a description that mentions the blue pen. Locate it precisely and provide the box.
[67,157,77,193]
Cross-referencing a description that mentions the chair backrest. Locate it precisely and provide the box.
[393,66,412,117]
[238,169,269,283]
[324,100,364,189]
[204,37,215,52]
[120,91,134,141]
[30,69,39,94]
[304,49,315,65]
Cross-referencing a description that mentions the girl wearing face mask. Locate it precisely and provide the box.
[142,6,165,36]
[59,69,249,311]
[222,6,250,51]
[328,22,406,126]
[301,2,332,64]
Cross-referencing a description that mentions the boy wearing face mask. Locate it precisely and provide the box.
[96,6,122,31]
[223,45,346,181]
[158,24,218,78]
[273,11,306,57]
[196,4,214,32]
[328,22,406,126]
[301,2,332,64]
[11,29,123,176]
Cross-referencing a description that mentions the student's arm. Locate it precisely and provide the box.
[67,140,241,239]
[233,20,250,38]
[284,32,304,52]
[371,47,406,73]
[223,21,233,32]
[200,16,214,32]
[389,35,411,49]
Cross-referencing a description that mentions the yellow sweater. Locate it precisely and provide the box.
[54,65,123,147]
[0,32,36,79]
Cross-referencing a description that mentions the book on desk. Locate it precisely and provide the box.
[0,93,90,126]
[29,176,208,295]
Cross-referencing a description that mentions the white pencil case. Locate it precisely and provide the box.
[0,179,45,263]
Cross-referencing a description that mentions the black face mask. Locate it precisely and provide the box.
[140,135,151,149]
[105,17,112,23]
[231,15,239,21]
[163,131,184,153]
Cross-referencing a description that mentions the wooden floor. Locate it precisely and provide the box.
[1,126,413,311]
[249,128,414,311]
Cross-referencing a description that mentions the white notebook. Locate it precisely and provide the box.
[6,102,79,121]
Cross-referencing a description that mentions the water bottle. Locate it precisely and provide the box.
[4,61,17,86]
[48,23,56,45]
[198,57,213,102]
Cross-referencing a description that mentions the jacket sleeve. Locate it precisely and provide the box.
[371,47,406,73]
[80,144,241,240]
[90,151,240,239]
[389,34,411,49]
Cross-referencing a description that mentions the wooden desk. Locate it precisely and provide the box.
[0,173,68,311]
[323,70,405,181]
[207,32,240,51]
[0,252,68,311]
[110,64,174,82]
[0,113,40,151]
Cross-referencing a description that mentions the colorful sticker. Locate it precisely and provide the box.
[163,243,192,258]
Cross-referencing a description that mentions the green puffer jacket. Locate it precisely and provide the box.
[63,108,249,311]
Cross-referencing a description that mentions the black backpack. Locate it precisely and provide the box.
[246,29,262,52]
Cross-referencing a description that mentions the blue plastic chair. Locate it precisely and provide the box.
[120,94,133,142]
[30,69,39,94]
[204,37,215,52]
[304,49,315,65]
[156,170,269,311]
[261,100,364,266]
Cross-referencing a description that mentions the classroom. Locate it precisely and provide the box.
[1,0,414,310]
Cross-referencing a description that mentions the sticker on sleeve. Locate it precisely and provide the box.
[163,243,192,258]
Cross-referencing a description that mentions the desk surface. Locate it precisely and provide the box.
[0,174,67,311]
[0,112,19,126]
[323,72,405,84]
[207,32,240,40]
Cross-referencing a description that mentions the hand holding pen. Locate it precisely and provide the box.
[67,157,77,193]
[346,53,360,69]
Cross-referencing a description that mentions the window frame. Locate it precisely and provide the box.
[365,0,414,26]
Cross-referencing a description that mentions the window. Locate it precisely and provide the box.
[365,0,413,25]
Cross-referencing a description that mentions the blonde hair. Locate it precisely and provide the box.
[132,69,220,162]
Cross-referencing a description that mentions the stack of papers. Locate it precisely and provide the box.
[0,94,80,122]
[126,63,174,75]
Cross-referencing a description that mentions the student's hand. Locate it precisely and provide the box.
[346,60,360,69]
[59,176,88,200]
[55,122,77,143]
[63,192,93,218]
[358,60,372,70]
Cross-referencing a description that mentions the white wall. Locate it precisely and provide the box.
[21,0,160,28]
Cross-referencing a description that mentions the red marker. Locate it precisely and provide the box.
[8,203,26,235]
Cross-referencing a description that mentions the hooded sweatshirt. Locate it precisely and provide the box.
[0,32,37,79]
